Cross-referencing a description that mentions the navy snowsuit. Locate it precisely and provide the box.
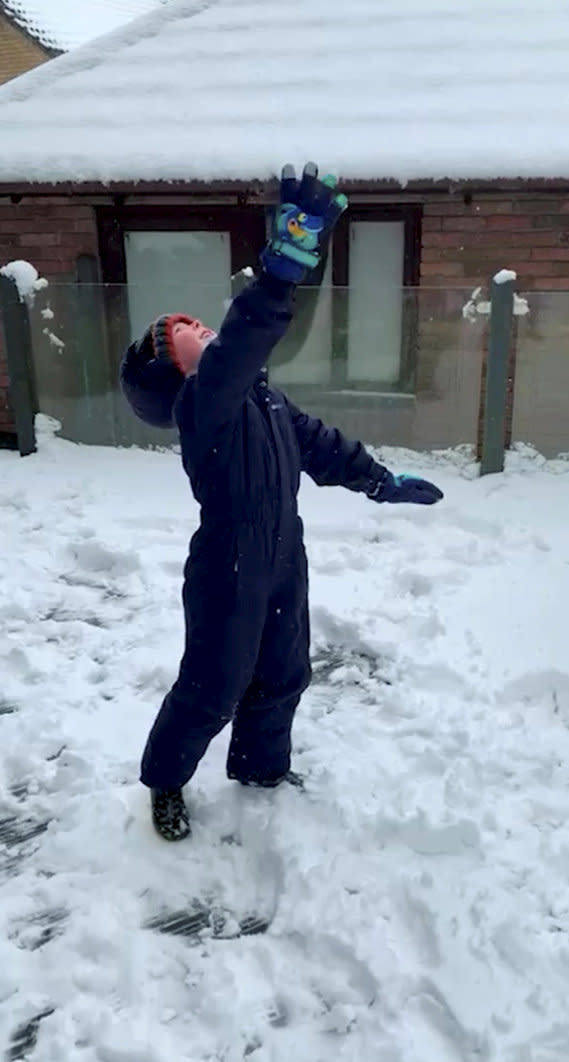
[120,272,386,790]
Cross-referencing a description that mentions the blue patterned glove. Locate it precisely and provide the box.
[368,472,443,506]
[261,162,348,283]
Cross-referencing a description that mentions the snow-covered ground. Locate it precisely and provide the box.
[2,416,569,1062]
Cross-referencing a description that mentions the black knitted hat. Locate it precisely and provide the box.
[140,313,195,372]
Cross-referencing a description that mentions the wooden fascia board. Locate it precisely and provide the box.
[1,177,569,201]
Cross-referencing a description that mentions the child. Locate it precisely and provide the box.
[120,163,443,841]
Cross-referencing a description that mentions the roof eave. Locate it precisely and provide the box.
[2,176,569,202]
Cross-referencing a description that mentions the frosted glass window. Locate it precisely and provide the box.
[269,254,332,387]
[347,222,404,386]
[125,230,231,340]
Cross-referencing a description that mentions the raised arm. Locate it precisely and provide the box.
[179,162,348,442]
[121,162,347,441]
[188,271,294,438]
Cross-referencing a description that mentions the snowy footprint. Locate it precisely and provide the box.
[402,977,489,1062]
[6,1007,56,1062]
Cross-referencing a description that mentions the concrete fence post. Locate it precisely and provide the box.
[480,272,515,476]
[0,273,37,456]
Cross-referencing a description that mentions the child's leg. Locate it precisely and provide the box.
[226,554,311,785]
[226,690,302,785]
[141,564,267,791]
[141,679,234,791]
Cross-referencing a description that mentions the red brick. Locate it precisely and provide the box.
[423,201,468,217]
[25,196,70,207]
[420,261,464,277]
[421,248,445,263]
[51,204,93,219]
[458,251,518,273]
[8,205,58,221]
[73,218,97,233]
[531,247,569,260]
[485,215,534,229]
[0,220,23,234]
[422,232,466,248]
[512,199,564,214]
[518,260,566,276]
[525,276,569,289]
[15,202,90,220]
[64,236,96,252]
[15,201,89,217]
[461,252,532,274]
[470,201,514,215]
[469,230,561,247]
[46,217,83,233]
[549,261,569,275]
[31,260,73,275]
[22,253,66,267]
[19,232,61,247]
[442,216,487,231]
[8,218,67,234]
[531,215,569,230]
[422,216,443,232]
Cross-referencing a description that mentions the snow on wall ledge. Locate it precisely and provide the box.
[1,0,569,185]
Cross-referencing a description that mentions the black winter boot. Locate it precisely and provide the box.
[150,788,191,841]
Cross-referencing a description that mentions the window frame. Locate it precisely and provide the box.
[330,205,421,393]
[96,201,421,393]
[97,203,266,363]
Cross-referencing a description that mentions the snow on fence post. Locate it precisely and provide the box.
[0,272,37,456]
[480,270,516,476]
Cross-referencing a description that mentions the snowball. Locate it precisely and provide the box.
[493,269,517,285]
[0,259,48,303]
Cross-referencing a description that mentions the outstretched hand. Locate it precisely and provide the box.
[261,162,348,283]
[368,472,444,506]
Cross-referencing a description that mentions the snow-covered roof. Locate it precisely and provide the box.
[1,0,169,52]
[0,0,568,186]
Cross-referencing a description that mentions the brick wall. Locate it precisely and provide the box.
[419,195,569,457]
[421,196,569,290]
[0,199,99,278]
[0,197,99,441]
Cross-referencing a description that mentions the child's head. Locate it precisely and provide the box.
[149,313,217,376]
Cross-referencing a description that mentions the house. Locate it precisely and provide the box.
[0,0,170,85]
[1,0,569,455]
[0,1,60,85]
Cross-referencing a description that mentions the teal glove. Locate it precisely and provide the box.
[261,162,348,283]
